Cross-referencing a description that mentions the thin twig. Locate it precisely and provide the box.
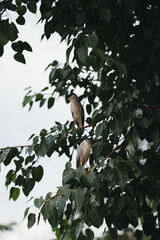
[0,125,92,151]
[81,124,92,130]
[0,144,39,151]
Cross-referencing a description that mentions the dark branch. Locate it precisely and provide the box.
[0,144,39,151]
[104,127,134,160]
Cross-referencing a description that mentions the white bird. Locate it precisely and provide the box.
[76,139,91,168]
[67,93,84,130]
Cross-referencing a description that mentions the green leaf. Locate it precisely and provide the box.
[9,22,18,42]
[23,41,32,52]
[63,188,71,200]
[126,208,138,227]
[75,166,84,180]
[16,0,22,6]
[23,207,30,220]
[101,166,113,182]
[41,202,51,220]
[92,174,102,191]
[85,229,94,240]
[25,154,35,165]
[9,187,20,201]
[110,118,124,136]
[35,93,43,101]
[22,95,33,107]
[5,169,15,186]
[75,222,82,239]
[63,168,75,185]
[16,15,25,25]
[143,214,156,236]
[48,206,58,230]
[12,40,31,52]
[76,45,88,64]
[125,0,138,14]
[113,61,127,75]
[27,1,37,13]
[47,97,55,109]
[96,121,106,139]
[135,230,143,240]
[98,9,111,23]
[12,40,23,52]
[66,45,73,62]
[76,11,85,25]
[88,206,103,228]
[105,103,114,116]
[34,196,44,208]
[65,161,71,169]
[114,166,128,188]
[0,149,10,164]
[23,178,35,196]
[85,171,95,185]
[71,187,87,210]
[57,197,66,213]
[86,104,92,115]
[83,33,98,49]
[60,69,70,80]
[4,148,18,166]
[151,125,160,149]
[22,0,29,3]
[17,5,27,15]
[0,20,13,45]
[14,52,26,64]
[32,165,44,182]
[39,98,46,107]
[0,27,9,46]
[15,175,24,186]
[0,45,4,57]
[27,213,36,229]
[0,2,6,12]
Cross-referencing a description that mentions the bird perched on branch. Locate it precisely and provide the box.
[66,92,84,130]
[76,139,91,168]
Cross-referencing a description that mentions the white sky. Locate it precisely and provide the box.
[0,11,71,240]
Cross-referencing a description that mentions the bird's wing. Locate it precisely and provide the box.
[71,110,74,120]
[71,110,79,127]
[76,145,83,168]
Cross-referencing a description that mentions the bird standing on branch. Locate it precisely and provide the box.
[67,93,84,130]
[76,139,91,168]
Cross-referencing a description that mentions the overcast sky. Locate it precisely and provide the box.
[0,11,71,240]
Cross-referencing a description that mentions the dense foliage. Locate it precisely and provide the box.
[1,0,160,239]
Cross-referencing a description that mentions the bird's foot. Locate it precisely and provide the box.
[77,126,84,131]
[84,163,90,171]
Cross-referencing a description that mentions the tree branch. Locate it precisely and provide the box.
[0,125,92,151]
[104,127,134,160]
[0,144,39,151]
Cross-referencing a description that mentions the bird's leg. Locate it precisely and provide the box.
[77,127,84,131]
[77,122,84,131]
[84,161,90,171]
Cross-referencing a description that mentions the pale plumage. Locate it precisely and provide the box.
[67,93,84,129]
[76,139,91,168]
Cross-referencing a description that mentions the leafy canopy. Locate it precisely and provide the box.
[1,0,160,239]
